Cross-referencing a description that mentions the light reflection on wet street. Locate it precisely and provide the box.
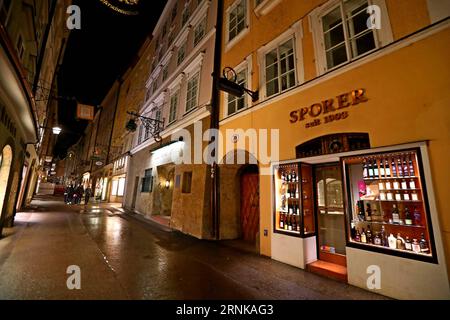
[0,196,387,300]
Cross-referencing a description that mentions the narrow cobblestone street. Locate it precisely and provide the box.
[0,196,387,300]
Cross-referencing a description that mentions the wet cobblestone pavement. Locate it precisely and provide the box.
[0,196,388,300]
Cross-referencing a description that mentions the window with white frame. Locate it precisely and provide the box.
[265,38,296,97]
[193,17,207,46]
[227,68,247,116]
[169,92,179,123]
[228,0,247,42]
[186,73,199,112]
[321,0,377,70]
[182,7,190,26]
[177,42,186,66]
[117,178,126,196]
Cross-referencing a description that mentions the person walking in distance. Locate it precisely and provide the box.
[85,185,92,205]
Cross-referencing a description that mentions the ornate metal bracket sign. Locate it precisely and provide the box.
[126,111,164,143]
[217,67,259,102]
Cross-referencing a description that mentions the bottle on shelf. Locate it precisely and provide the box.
[385,181,392,190]
[295,184,299,199]
[288,214,293,231]
[392,204,400,224]
[404,207,413,225]
[287,170,291,182]
[397,157,403,177]
[373,159,379,178]
[361,228,367,243]
[405,236,412,251]
[379,158,385,177]
[384,158,391,177]
[288,203,293,214]
[388,233,397,249]
[363,160,368,178]
[395,191,402,201]
[409,179,416,189]
[420,233,430,254]
[393,179,400,190]
[281,171,286,183]
[391,158,397,177]
[409,157,415,176]
[366,225,373,244]
[381,226,387,247]
[279,213,285,229]
[291,170,296,183]
[365,203,372,222]
[357,201,365,221]
[401,179,408,190]
[368,159,374,178]
[403,157,409,177]
[291,215,297,231]
[396,233,405,250]
[411,191,419,201]
[413,207,422,226]
[386,190,394,201]
[374,232,382,245]
[284,214,289,231]
[403,191,410,201]
[412,239,421,253]
[355,229,361,242]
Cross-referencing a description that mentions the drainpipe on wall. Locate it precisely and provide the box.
[210,0,224,240]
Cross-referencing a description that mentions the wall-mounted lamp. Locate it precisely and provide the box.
[165,180,170,189]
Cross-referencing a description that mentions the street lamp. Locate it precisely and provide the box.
[52,126,62,135]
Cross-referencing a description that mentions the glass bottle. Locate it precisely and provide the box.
[355,229,361,242]
[373,159,379,178]
[419,233,430,254]
[405,236,412,251]
[374,233,382,245]
[388,233,397,249]
[397,158,403,177]
[365,203,372,222]
[368,159,374,178]
[409,157,415,176]
[279,213,285,229]
[413,207,422,226]
[391,158,397,177]
[384,158,391,177]
[409,179,416,189]
[392,204,400,224]
[361,228,367,243]
[381,226,387,247]
[396,233,405,250]
[363,160,368,178]
[404,207,413,225]
[412,239,421,253]
[366,225,373,244]
[379,158,385,177]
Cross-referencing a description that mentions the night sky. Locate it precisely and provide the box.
[54,0,167,159]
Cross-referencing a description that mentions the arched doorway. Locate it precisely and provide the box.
[0,145,13,232]
[239,164,260,244]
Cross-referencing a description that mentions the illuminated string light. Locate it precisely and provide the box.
[98,0,140,15]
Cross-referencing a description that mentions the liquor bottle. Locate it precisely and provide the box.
[374,233,382,245]
[381,226,388,247]
[393,179,400,190]
[403,157,409,177]
[412,239,421,253]
[357,201,365,221]
[292,215,297,231]
[287,170,291,182]
[388,233,397,249]
[379,192,386,201]
[365,203,372,222]
[409,158,415,176]
[368,159,374,178]
[295,184,299,199]
[288,214,293,231]
[363,160,368,178]
[384,158,391,177]
[391,158,397,177]
[292,170,297,183]
[378,182,384,190]
[401,179,408,190]
[385,181,391,190]
[397,158,403,177]
[395,191,402,201]
[403,191,410,201]
[373,159,379,178]
[361,228,367,243]
[396,233,405,250]
[404,207,413,225]
[288,203,293,214]
[284,214,289,230]
[413,207,422,226]
[366,225,373,244]
[296,205,300,215]
[411,191,419,201]
[409,179,416,189]
[392,204,400,224]
[386,191,393,201]
[355,229,361,242]
[405,236,412,251]
[379,159,385,177]
[419,233,430,254]
[279,213,285,229]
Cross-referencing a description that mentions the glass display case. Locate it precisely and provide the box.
[342,148,436,262]
[273,162,316,237]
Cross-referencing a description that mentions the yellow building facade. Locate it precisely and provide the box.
[218,0,450,299]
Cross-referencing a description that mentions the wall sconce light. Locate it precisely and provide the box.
[165,180,170,189]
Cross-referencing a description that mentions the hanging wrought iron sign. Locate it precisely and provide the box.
[98,0,141,15]
[216,67,259,102]
[126,111,164,143]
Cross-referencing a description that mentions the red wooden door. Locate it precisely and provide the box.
[240,173,260,242]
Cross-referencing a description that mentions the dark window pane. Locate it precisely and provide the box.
[326,43,348,68]
[324,24,345,49]
[353,31,376,56]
